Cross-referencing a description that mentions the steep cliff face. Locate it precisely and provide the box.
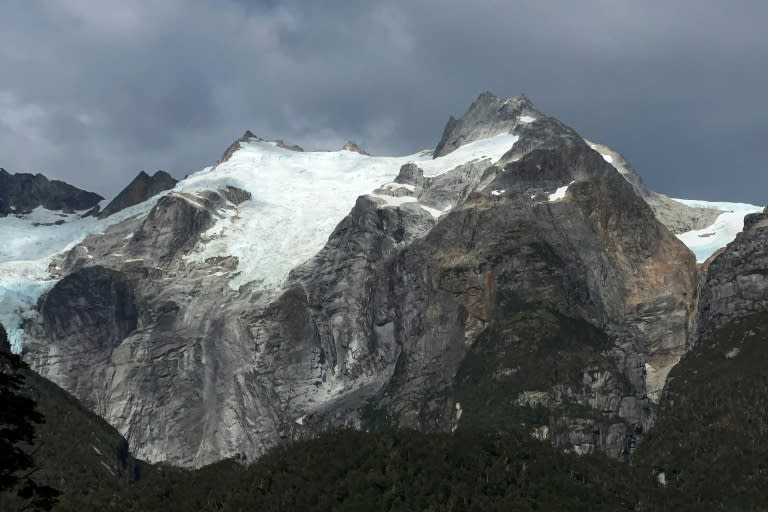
[692,206,768,346]
[16,93,752,468]
[585,142,721,234]
[349,123,696,459]
[98,170,178,218]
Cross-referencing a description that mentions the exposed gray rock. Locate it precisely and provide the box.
[587,142,721,233]
[433,92,539,157]
[353,129,695,460]
[342,141,369,155]
[25,266,138,413]
[275,139,304,152]
[218,130,261,164]
[693,208,768,346]
[0,168,103,216]
[99,171,178,218]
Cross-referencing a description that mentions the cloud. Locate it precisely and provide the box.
[0,0,765,203]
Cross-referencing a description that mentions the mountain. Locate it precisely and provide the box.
[2,92,765,474]
[98,171,177,218]
[0,168,103,216]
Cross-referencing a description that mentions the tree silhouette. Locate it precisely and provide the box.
[0,325,59,511]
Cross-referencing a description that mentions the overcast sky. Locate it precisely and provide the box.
[1,1,766,203]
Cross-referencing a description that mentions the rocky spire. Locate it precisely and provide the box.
[218,130,261,164]
[98,170,178,218]
[433,92,538,158]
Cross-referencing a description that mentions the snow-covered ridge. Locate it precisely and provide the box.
[671,199,764,262]
[0,132,519,352]
[178,132,520,291]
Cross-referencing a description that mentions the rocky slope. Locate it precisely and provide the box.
[9,93,764,468]
[584,142,721,234]
[98,170,177,218]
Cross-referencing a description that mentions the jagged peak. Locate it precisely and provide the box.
[434,92,539,158]
[218,130,263,164]
[98,169,178,218]
[153,169,174,179]
[468,91,534,112]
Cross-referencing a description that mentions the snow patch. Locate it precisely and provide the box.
[645,360,679,404]
[519,115,536,124]
[367,193,419,208]
[548,181,575,202]
[381,182,416,192]
[419,204,450,219]
[672,199,763,262]
[589,144,614,164]
[491,189,505,196]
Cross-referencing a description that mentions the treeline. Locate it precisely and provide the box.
[5,314,768,511]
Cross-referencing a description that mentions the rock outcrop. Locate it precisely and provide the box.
[218,130,261,164]
[0,168,103,215]
[692,206,768,346]
[274,140,304,152]
[98,171,178,218]
[433,92,540,158]
[586,142,721,234]
[342,141,369,155]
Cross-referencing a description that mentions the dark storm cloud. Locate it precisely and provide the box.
[0,0,766,203]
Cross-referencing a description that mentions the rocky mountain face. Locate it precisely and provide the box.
[345,116,696,459]
[0,168,103,216]
[11,93,765,469]
[692,206,768,345]
[98,170,178,218]
[584,142,721,234]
